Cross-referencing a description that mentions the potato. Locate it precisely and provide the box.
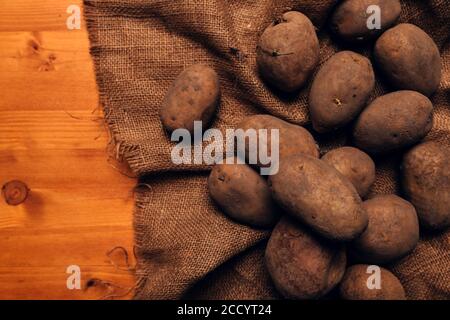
[322,147,375,198]
[351,195,419,264]
[374,23,442,96]
[160,64,220,134]
[340,265,406,300]
[266,216,346,299]
[208,157,280,228]
[269,154,368,241]
[402,142,450,230]
[257,11,319,92]
[236,115,319,168]
[330,0,401,42]
[309,51,375,133]
[353,91,433,154]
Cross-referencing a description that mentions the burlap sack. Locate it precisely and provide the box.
[84,0,450,300]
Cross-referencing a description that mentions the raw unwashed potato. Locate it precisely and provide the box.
[236,115,319,169]
[340,265,406,300]
[322,147,375,198]
[353,91,433,154]
[330,0,401,42]
[266,216,346,299]
[208,157,280,228]
[402,142,450,230]
[351,195,419,264]
[374,23,442,96]
[160,64,220,134]
[269,154,368,241]
[257,11,319,92]
[309,51,375,133]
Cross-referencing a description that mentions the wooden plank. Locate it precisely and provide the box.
[0,0,136,299]
[0,266,135,300]
[0,149,135,230]
[0,111,107,150]
[0,144,136,299]
[0,31,98,111]
[0,0,84,32]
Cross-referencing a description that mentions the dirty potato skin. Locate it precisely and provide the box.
[269,154,368,241]
[322,147,375,198]
[351,195,419,264]
[330,0,401,42]
[265,216,346,299]
[208,157,280,228]
[402,142,450,230]
[374,24,442,96]
[257,11,319,92]
[160,64,220,134]
[353,91,433,154]
[309,51,375,133]
[236,115,319,168]
[340,265,406,300]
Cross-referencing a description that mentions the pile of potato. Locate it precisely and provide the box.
[160,0,449,300]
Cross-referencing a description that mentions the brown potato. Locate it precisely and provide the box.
[236,114,319,169]
[322,147,375,198]
[309,51,375,133]
[374,23,442,96]
[269,154,368,241]
[340,265,406,300]
[266,216,346,299]
[351,195,419,264]
[208,157,280,228]
[257,11,319,92]
[402,142,450,230]
[353,91,433,154]
[330,0,401,42]
[160,64,220,134]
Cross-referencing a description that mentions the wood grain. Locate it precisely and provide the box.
[0,0,136,299]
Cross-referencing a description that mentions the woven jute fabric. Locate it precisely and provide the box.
[84,0,450,300]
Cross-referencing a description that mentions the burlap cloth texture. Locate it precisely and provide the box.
[83,0,450,299]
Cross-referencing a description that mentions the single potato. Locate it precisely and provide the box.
[322,147,375,198]
[236,114,319,169]
[257,11,319,92]
[330,0,401,42]
[160,64,220,134]
[402,141,450,230]
[269,154,368,241]
[340,265,406,300]
[266,216,346,299]
[353,91,433,154]
[351,195,420,264]
[374,23,442,96]
[208,158,280,228]
[309,51,375,133]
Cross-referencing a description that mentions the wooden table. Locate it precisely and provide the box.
[0,0,136,299]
